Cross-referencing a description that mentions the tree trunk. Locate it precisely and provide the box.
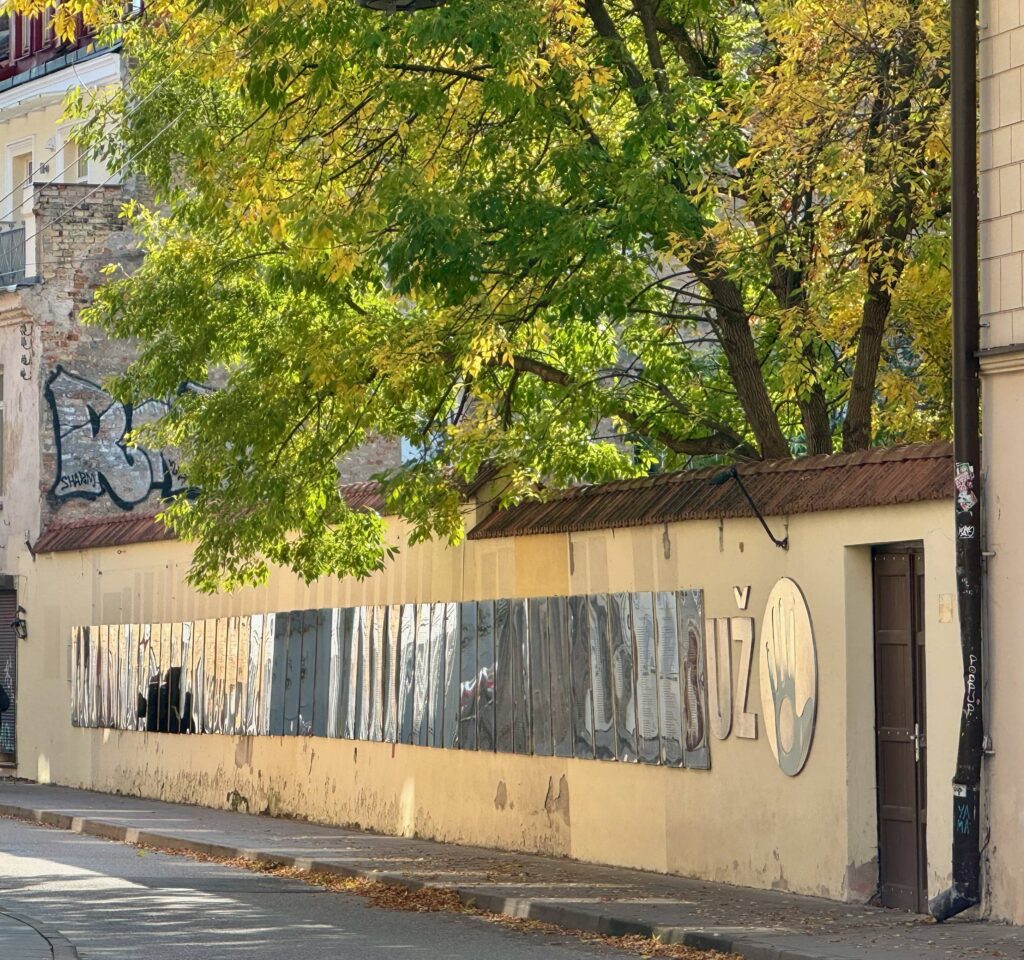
[800,385,833,455]
[693,263,791,460]
[842,285,891,452]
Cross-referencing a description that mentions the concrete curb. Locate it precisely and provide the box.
[0,802,835,960]
[0,904,80,959]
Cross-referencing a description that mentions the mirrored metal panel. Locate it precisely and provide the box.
[442,603,460,749]
[631,594,660,763]
[192,620,207,735]
[383,605,400,743]
[609,593,636,762]
[655,592,683,767]
[367,606,385,742]
[476,600,496,752]
[527,598,552,757]
[282,611,302,736]
[679,590,710,770]
[494,599,514,754]
[568,596,594,760]
[510,599,530,755]
[268,614,288,736]
[397,603,416,744]
[587,595,615,760]
[344,607,362,740]
[428,604,446,748]
[548,597,573,758]
[296,609,316,736]
[327,609,345,739]
[225,617,241,735]
[412,604,431,746]
[457,602,478,751]
[245,616,263,736]
[312,609,332,739]
[357,606,372,740]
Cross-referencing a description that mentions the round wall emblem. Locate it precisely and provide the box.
[759,577,817,776]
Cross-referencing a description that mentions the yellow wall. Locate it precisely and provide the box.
[14,499,958,904]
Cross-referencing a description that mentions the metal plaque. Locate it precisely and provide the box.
[568,595,594,760]
[457,601,478,750]
[428,603,446,748]
[510,599,531,755]
[327,609,345,739]
[587,595,615,760]
[494,599,514,753]
[679,590,710,770]
[311,609,331,739]
[655,592,683,767]
[609,593,637,762]
[296,609,316,736]
[382,605,400,742]
[476,600,496,751]
[527,598,552,756]
[548,597,573,758]
[442,603,459,749]
[413,604,431,746]
[397,603,416,743]
[631,593,660,763]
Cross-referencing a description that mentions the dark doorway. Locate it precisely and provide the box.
[872,547,927,912]
[0,588,16,763]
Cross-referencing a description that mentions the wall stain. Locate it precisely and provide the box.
[543,774,571,826]
[494,780,508,810]
[226,789,250,813]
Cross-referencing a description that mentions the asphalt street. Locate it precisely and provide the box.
[0,816,637,960]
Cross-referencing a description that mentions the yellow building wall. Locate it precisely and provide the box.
[13,499,958,904]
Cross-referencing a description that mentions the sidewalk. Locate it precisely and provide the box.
[0,782,1019,960]
[0,903,78,959]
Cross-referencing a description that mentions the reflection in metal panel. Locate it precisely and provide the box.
[283,611,302,736]
[269,614,288,736]
[344,607,362,740]
[383,605,401,743]
[358,605,372,741]
[655,592,683,767]
[632,594,660,764]
[527,598,552,756]
[367,606,384,742]
[327,610,345,740]
[587,595,615,761]
[476,600,495,752]
[548,597,573,758]
[246,616,263,735]
[443,603,459,749]
[457,602,477,750]
[297,610,317,736]
[413,605,431,746]
[494,599,514,754]
[568,596,594,760]
[428,603,445,748]
[679,591,710,770]
[511,599,530,755]
[397,604,416,744]
[71,588,712,772]
[609,594,636,762]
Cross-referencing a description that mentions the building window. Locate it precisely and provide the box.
[0,15,10,63]
[18,14,31,58]
[11,152,32,218]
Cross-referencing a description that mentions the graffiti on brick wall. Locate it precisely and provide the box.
[46,366,200,510]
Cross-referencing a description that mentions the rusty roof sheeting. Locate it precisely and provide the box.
[34,482,388,554]
[468,441,953,540]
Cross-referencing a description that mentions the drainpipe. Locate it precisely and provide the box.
[929,0,984,923]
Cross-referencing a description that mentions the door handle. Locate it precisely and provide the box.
[913,722,926,762]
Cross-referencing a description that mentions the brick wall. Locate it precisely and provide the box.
[20,182,401,533]
[980,0,1024,346]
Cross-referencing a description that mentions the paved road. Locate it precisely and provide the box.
[0,817,637,960]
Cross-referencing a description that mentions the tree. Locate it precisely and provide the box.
[17,0,952,587]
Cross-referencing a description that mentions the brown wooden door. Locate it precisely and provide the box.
[873,549,927,911]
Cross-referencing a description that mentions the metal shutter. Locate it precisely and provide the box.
[0,590,17,757]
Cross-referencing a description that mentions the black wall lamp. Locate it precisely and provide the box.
[709,467,788,550]
[12,605,27,640]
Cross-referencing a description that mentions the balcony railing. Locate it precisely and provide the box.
[0,221,26,286]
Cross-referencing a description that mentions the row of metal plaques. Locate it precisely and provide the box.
[70,591,711,768]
